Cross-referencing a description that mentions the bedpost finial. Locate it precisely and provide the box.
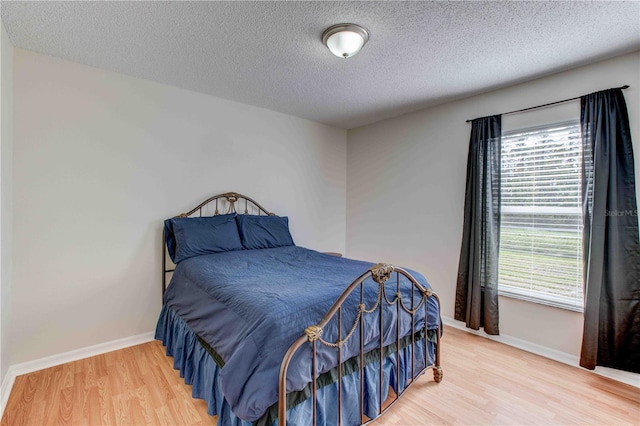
[370,263,394,284]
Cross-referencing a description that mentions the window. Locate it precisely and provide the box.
[498,121,584,311]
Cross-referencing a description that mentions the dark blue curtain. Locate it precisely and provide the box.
[580,88,640,373]
[455,115,501,335]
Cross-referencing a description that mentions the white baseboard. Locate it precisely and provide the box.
[441,316,639,388]
[0,371,15,422]
[0,331,155,420]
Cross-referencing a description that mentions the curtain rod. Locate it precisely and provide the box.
[465,85,630,123]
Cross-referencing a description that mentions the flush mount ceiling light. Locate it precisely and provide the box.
[322,23,369,59]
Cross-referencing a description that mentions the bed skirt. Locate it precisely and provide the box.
[155,305,435,426]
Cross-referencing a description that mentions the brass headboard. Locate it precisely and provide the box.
[162,192,276,297]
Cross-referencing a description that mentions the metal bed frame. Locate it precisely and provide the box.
[162,192,443,426]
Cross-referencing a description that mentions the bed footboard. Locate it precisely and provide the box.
[278,263,442,426]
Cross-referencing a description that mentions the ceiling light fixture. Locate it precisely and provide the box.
[322,23,369,59]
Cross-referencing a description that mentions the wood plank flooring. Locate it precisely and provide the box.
[2,327,638,425]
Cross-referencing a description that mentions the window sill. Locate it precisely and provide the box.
[498,286,584,313]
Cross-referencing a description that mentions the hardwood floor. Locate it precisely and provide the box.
[2,327,638,425]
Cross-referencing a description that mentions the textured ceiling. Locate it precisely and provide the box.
[2,1,639,129]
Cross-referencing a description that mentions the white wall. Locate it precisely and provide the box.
[347,51,639,357]
[10,48,347,364]
[0,21,14,382]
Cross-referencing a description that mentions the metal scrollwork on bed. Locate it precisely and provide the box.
[278,262,442,425]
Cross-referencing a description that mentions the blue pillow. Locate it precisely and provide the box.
[164,213,243,263]
[236,215,295,249]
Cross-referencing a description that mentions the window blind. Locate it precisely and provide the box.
[498,121,584,311]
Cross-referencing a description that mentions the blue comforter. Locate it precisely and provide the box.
[163,246,439,422]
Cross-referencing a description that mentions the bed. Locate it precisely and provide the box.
[156,192,442,426]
